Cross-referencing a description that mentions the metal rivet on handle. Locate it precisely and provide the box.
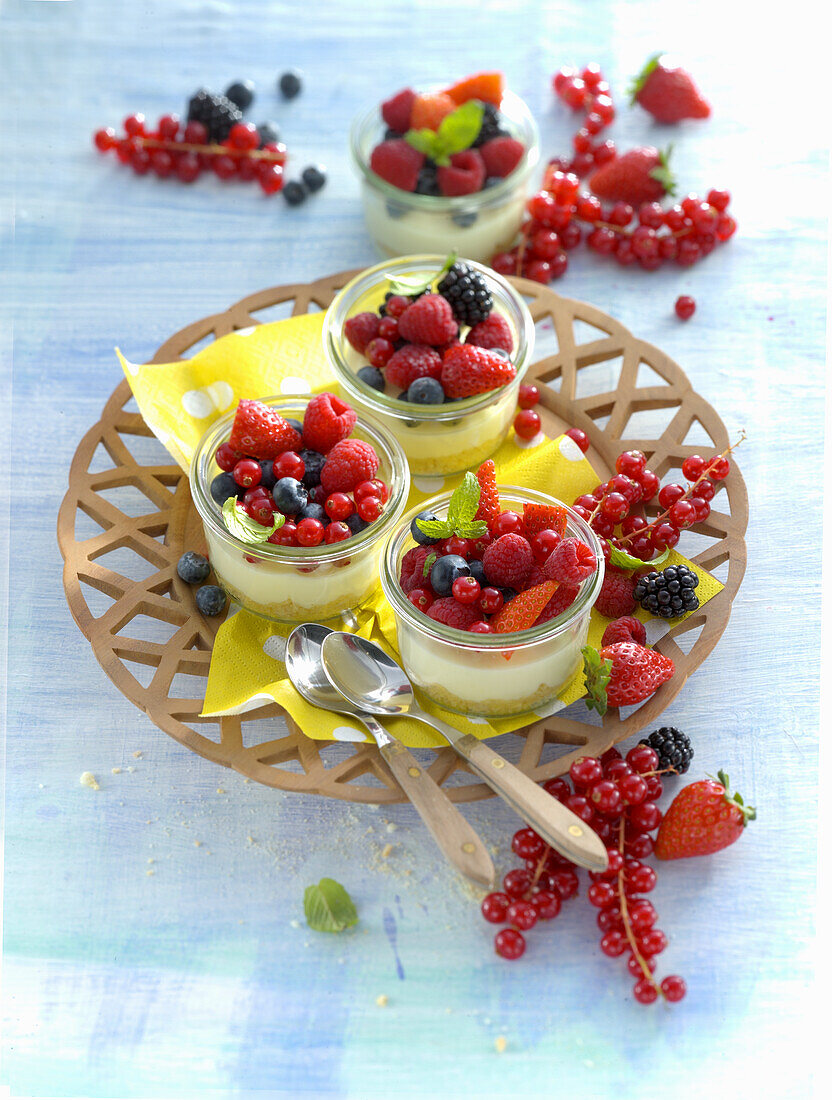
[568,824,583,837]
[491,759,506,769]
[407,767,420,778]
[462,842,476,854]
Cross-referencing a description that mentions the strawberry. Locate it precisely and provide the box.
[302,392,357,454]
[629,55,711,125]
[491,581,557,633]
[601,616,647,647]
[228,399,302,460]
[583,642,675,715]
[654,770,755,860]
[465,313,514,354]
[369,139,424,192]
[595,570,637,618]
[444,71,505,107]
[589,145,675,205]
[344,311,380,354]
[397,294,458,346]
[410,91,457,132]
[536,584,579,624]
[441,344,516,398]
[385,344,442,391]
[543,538,596,585]
[479,136,524,179]
[381,87,416,134]
[427,596,480,630]
[437,149,486,197]
[522,502,567,540]
[474,459,500,528]
[482,533,534,589]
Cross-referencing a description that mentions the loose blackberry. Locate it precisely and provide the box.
[225,80,255,111]
[187,89,243,142]
[633,564,699,619]
[437,261,493,326]
[472,103,508,147]
[639,726,694,775]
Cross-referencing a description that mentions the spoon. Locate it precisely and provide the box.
[320,632,609,873]
[285,624,495,887]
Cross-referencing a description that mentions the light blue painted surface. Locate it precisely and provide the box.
[0,0,824,1096]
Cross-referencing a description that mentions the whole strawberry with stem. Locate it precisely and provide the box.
[655,770,755,860]
[629,54,711,124]
[589,145,675,205]
[582,642,674,715]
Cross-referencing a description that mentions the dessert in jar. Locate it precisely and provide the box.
[350,71,539,262]
[323,254,534,478]
[379,468,604,718]
[190,393,409,622]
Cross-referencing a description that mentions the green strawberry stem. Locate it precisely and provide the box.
[712,769,757,825]
[648,145,676,197]
[582,645,612,716]
[627,53,662,105]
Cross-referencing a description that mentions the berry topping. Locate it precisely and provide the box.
[426,597,480,630]
[430,554,471,597]
[543,538,597,585]
[381,87,416,134]
[302,393,358,454]
[639,726,694,776]
[482,533,534,590]
[187,89,242,142]
[522,503,567,540]
[479,136,524,178]
[344,312,381,354]
[595,570,637,618]
[320,439,380,494]
[385,344,443,391]
[438,261,493,326]
[474,460,501,529]
[369,139,425,192]
[583,642,675,714]
[654,770,755,860]
[601,616,647,647]
[634,565,700,619]
[407,377,445,404]
[441,345,516,398]
[399,545,436,592]
[437,149,486,196]
[272,477,308,515]
[228,400,302,460]
[490,581,558,633]
[629,54,711,124]
[397,294,458,346]
[465,313,514,353]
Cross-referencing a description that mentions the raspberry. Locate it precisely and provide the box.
[601,616,647,647]
[482,533,534,589]
[302,393,357,454]
[397,294,458,346]
[595,570,637,618]
[437,149,486,197]
[400,545,435,593]
[526,562,548,588]
[543,538,597,584]
[320,439,380,494]
[536,584,580,624]
[385,344,442,391]
[479,136,524,178]
[474,459,500,528]
[441,345,516,398]
[465,314,514,354]
[369,139,424,192]
[344,312,381,354]
[426,597,480,630]
[228,400,302,460]
[411,91,457,131]
[381,87,416,134]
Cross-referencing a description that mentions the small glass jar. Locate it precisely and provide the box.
[323,255,535,478]
[380,487,604,718]
[190,397,410,622]
[350,88,539,263]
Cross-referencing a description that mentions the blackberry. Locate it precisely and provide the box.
[633,564,699,619]
[187,89,243,142]
[472,103,507,147]
[437,261,493,326]
[639,726,694,775]
[415,164,440,196]
[225,80,255,111]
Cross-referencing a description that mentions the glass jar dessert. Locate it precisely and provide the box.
[350,80,539,262]
[323,255,535,478]
[190,396,410,622]
[380,486,604,718]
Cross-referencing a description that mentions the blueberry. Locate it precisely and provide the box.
[386,201,409,220]
[451,211,478,228]
[297,502,327,524]
[484,176,503,189]
[410,510,442,546]
[257,121,280,146]
[498,586,517,603]
[278,70,303,99]
[225,80,255,111]
[384,127,404,140]
[273,477,308,514]
[196,585,226,616]
[301,164,327,192]
[283,180,307,206]
[345,513,368,535]
[430,554,470,597]
[468,559,486,586]
[358,365,385,392]
[286,417,304,437]
[177,551,210,584]
[259,460,277,491]
[407,377,445,404]
[396,390,410,402]
[299,449,325,488]
[210,471,239,506]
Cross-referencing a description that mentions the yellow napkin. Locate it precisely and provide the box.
[118,314,724,749]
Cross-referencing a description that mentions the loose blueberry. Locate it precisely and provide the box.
[345,513,368,535]
[357,365,385,392]
[196,584,226,616]
[430,554,471,597]
[278,70,303,99]
[283,180,306,206]
[407,377,445,404]
[225,80,255,111]
[297,502,327,524]
[257,121,280,146]
[299,449,325,488]
[259,460,277,491]
[177,551,210,584]
[301,164,327,192]
[210,471,239,506]
[411,510,442,546]
[273,476,308,514]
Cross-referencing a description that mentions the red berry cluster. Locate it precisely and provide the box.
[93,114,288,194]
[513,383,542,440]
[481,745,686,1005]
[551,63,618,178]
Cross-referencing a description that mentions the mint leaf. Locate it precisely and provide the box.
[456,520,488,539]
[415,473,484,542]
[422,550,439,579]
[303,878,358,933]
[404,127,441,159]
[436,100,484,159]
[607,541,670,572]
[386,252,457,298]
[415,518,453,539]
[221,497,283,543]
[454,472,481,524]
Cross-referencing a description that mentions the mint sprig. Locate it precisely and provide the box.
[415,472,487,541]
[386,251,456,298]
[303,878,358,933]
[606,540,670,572]
[221,497,284,543]
[404,100,485,167]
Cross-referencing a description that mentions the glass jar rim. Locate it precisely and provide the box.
[323,254,535,422]
[190,395,410,562]
[349,88,540,210]
[381,484,605,648]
